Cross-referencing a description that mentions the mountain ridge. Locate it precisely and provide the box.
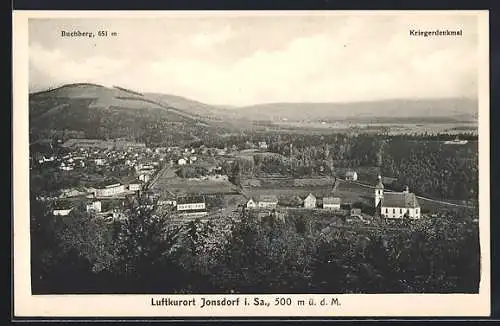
[29,83,478,129]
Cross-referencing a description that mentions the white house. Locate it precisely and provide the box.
[345,170,358,181]
[95,158,106,166]
[86,201,102,213]
[246,198,258,209]
[138,174,151,183]
[375,176,421,220]
[323,197,341,210]
[178,158,187,165]
[53,208,72,216]
[128,183,142,192]
[350,208,362,217]
[303,193,317,209]
[95,183,126,197]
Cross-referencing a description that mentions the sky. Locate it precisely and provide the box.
[29,13,479,106]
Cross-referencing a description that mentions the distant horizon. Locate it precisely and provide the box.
[29,81,478,109]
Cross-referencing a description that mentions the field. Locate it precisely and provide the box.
[249,121,478,136]
[149,166,240,197]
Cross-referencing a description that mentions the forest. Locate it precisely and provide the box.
[31,193,480,295]
[209,132,478,202]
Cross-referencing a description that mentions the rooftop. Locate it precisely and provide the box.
[382,192,419,208]
[323,197,341,205]
[177,195,206,205]
[258,194,279,203]
[305,193,316,200]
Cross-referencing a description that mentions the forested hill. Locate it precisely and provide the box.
[28,83,229,146]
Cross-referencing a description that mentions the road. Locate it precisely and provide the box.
[147,164,177,190]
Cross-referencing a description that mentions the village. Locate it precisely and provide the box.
[31,137,428,231]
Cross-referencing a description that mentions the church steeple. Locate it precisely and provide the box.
[375,175,384,208]
[375,175,384,189]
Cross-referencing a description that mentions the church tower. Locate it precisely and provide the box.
[375,175,384,209]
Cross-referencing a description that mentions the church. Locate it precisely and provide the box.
[374,175,421,220]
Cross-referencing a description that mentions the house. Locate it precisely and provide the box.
[95,158,106,166]
[59,188,87,198]
[128,183,142,192]
[444,137,468,145]
[53,201,74,216]
[246,195,279,209]
[323,197,341,210]
[345,170,358,181]
[53,208,73,216]
[350,208,362,217]
[176,195,207,217]
[86,201,102,213]
[303,193,317,209]
[158,191,177,206]
[246,198,258,209]
[59,165,74,171]
[375,175,421,220]
[138,174,151,183]
[258,141,268,150]
[257,195,279,209]
[94,183,126,197]
[178,158,187,165]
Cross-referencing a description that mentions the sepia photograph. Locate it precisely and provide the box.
[13,10,490,317]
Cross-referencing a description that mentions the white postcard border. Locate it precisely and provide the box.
[13,10,491,317]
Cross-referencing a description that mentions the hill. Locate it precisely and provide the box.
[144,93,241,121]
[29,83,224,146]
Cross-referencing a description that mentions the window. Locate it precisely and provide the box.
[385,208,388,213]
[393,208,395,213]
[400,208,402,214]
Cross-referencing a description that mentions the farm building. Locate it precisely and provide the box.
[303,193,317,209]
[323,197,341,210]
[345,170,358,181]
[375,175,421,219]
